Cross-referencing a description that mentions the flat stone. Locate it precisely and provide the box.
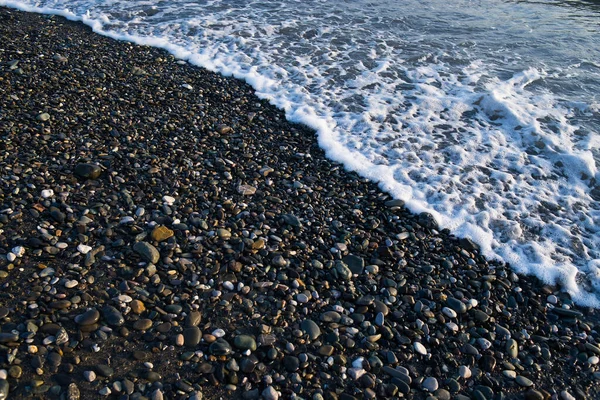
[74,163,102,179]
[151,226,174,242]
[133,241,160,264]
[516,376,534,387]
[130,300,146,314]
[321,311,341,323]
[506,339,518,358]
[233,335,257,351]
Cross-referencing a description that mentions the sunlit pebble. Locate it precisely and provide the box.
[41,189,54,198]
[446,322,459,333]
[442,307,457,318]
[588,356,600,365]
[468,298,478,307]
[6,253,16,262]
[286,343,295,352]
[414,342,428,355]
[163,195,176,205]
[223,281,234,291]
[56,242,68,249]
[333,305,344,313]
[0,370,6,380]
[120,216,134,224]
[92,344,100,352]
[352,357,365,368]
[212,329,226,338]
[11,246,25,257]
[77,244,93,254]
[144,362,154,369]
[211,290,222,298]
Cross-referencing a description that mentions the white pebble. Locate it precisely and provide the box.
[589,356,600,365]
[458,365,471,379]
[84,370,96,382]
[6,253,16,262]
[56,242,68,249]
[352,357,365,368]
[77,244,93,254]
[414,342,428,355]
[41,189,54,198]
[348,367,366,380]
[212,328,226,338]
[477,338,492,350]
[64,280,78,289]
[120,216,135,224]
[0,369,7,380]
[223,281,234,291]
[98,387,111,396]
[11,246,25,257]
[296,293,309,303]
[163,195,176,205]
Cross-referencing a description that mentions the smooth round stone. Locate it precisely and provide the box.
[0,307,9,319]
[300,319,321,340]
[83,371,96,382]
[209,339,232,356]
[525,390,544,400]
[262,386,279,400]
[130,300,146,314]
[318,345,335,356]
[76,244,92,255]
[414,342,427,355]
[133,319,153,331]
[446,297,467,314]
[503,370,517,379]
[165,304,183,314]
[320,311,341,323]
[458,365,471,379]
[422,377,438,392]
[283,356,300,372]
[133,241,160,264]
[516,376,534,387]
[297,293,309,303]
[74,163,101,179]
[102,306,124,326]
[184,327,202,347]
[233,335,257,351]
[471,309,490,322]
[75,309,100,326]
[442,307,457,318]
[217,229,231,239]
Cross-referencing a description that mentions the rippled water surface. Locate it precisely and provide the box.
[3,0,600,305]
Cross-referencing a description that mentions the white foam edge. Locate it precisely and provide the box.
[2,0,599,308]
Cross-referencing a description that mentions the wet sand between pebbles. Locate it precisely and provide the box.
[1,7,600,400]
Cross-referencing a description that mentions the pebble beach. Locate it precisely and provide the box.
[1,7,600,400]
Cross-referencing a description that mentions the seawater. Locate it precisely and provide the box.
[2,0,600,306]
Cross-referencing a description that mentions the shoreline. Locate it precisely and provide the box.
[1,7,599,400]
